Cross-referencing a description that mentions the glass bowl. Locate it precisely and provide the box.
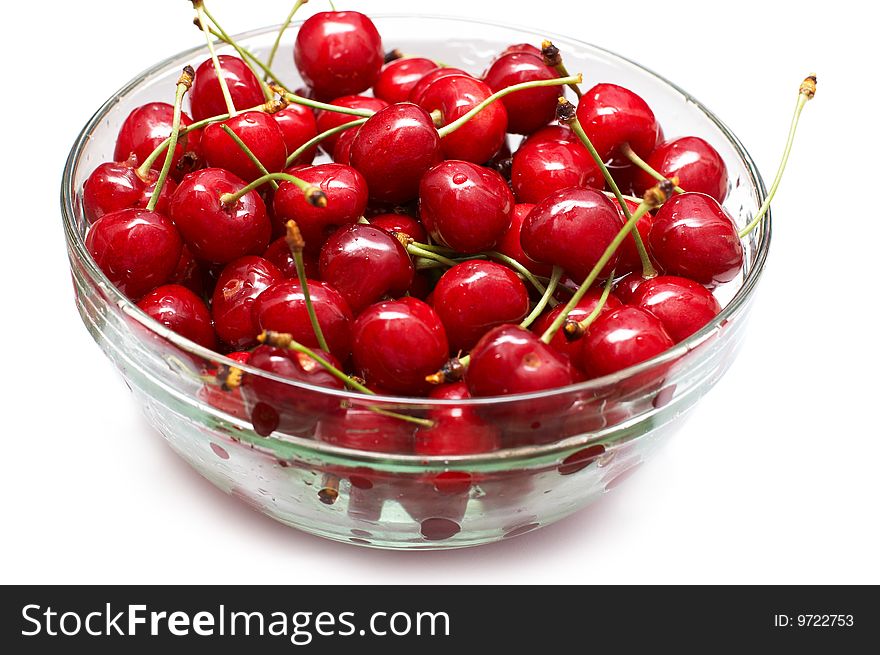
[61,15,769,549]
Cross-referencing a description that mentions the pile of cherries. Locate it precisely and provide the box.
[82,4,759,458]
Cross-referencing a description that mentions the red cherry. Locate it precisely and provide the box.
[211,256,283,350]
[613,198,655,275]
[262,236,320,279]
[531,289,623,364]
[331,127,359,165]
[417,74,507,164]
[293,11,383,100]
[85,208,182,300]
[114,102,201,181]
[500,43,542,57]
[415,407,500,455]
[579,306,674,378]
[169,168,271,264]
[318,223,414,313]
[272,163,368,250]
[465,324,577,397]
[576,83,661,163]
[511,127,603,204]
[483,52,558,134]
[82,157,176,223]
[631,275,721,343]
[419,160,513,253]
[374,57,437,104]
[317,408,415,452]
[189,55,265,122]
[254,279,354,361]
[407,67,471,105]
[351,297,448,395]
[315,95,387,153]
[201,111,287,182]
[432,261,529,352]
[613,270,648,304]
[491,204,553,277]
[169,244,206,296]
[369,213,427,243]
[137,284,217,349]
[521,187,624,281]
[273,104,318,166]
[649,192,743,285]
[349,103,442,204]
[633,136,729,203]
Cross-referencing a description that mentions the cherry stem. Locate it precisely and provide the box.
[146,67,193,212]
[193,2,237,116]
[284,220,330,352]
[285,117,368,166]
[437,74,582,138]
[541,180,675,344]
[219,172,326,207]
[257,331,434,428]
[541,40,582,98]
[620,143,685,193]
[265,0,308,81]
[739,74,816,239]
[564,271,615,340]
[558,98,657,279]
[406,244,462,268]
[520,266,563,329]
[219,124,279,190]
[484,251,554,302]
[282,92,378,118]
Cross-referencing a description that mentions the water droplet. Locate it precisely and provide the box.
[452,173,467,184]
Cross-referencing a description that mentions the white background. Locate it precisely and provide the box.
[1,0,877,584]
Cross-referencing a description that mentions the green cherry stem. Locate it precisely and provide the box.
[257,331,434,428]
[282,91,378,117]
[557,98,657,279]
[284,220,329,352]
[193,1,237,116]
[484,251,556,302]
[739,74,817,239]
[405,244,462,268]
[541,180,675,344]
[285,117,368,166]
[620,143,685,193]
[219,172,326,207]
[202,23,292,93]
[265,0,308,81]
[563,271,615,340]
[541,40,582,98]
[520,266,563,330]
[200,4,273,101]
[219,124,279,190]
[437,74,582,138]
[146,67,194,212]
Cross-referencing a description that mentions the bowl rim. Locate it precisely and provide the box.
[61,14,770,415]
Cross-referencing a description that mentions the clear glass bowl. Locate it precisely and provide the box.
[61,15,769,549]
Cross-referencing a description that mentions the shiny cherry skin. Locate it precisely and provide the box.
[317,408,415,452]
[501,43,542,57]
[262,236,320,279]
[483,52,558,134]
[169,168,271,264]
[419,160,514,253]
[273,104,318,166]
[82,156,176,223]
[531,289,623,364]
[293,11,383,100]
[253,279,354,361]
[521,187,624,281]
[272,163,368,249]
[407,67,471,105]
[613,197,655,275]
[488,204,553,277]
[415,383,500,455]
[211,256,283,350]
[369,213,428,243]
[511,128,603,204]
[169,244,206,296]
[351,297,449,395]
[613,270,648,303]
[576,83,661,163]
[632,275,721,343]
[315,95,387,154]
[579,306,674,378]
[331,127,359,165]
[465,324,577,397]
[318,223,414,313]
[85,208,182,300]
[374,57,437,104]
[633,136,729,203]
[189,55,265,122]
[432,261,530,352]
[649,192,743,285]
[201,111,287,182]
[349,103,442,204]
[417,74,507,164]
[114,102,201,181]
[137,284,217,349]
